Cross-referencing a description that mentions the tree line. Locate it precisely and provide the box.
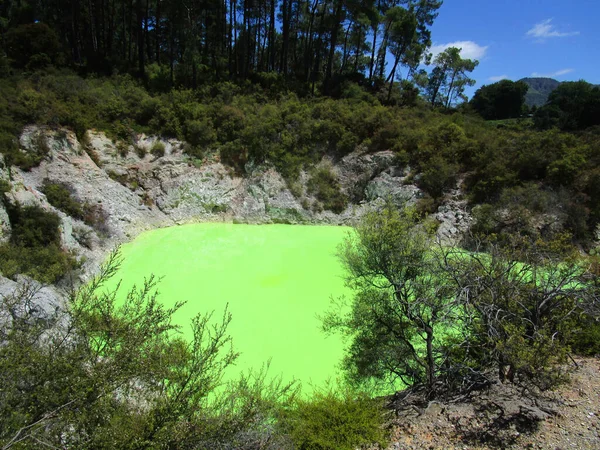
[1,0,447,93]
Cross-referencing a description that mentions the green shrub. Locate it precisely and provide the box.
[151,140,166,158]
[336,132,358,155]
[0,69,599,246]
[0,202,77,283]
[568,313,600,356]
[418,155,458,199]
[219,140,248,174]
[213,105,245,142]
[415,195,438,216]
[7,203,62,248]
[146,62,173,93]
[41,179,84,219]
[307,167,348,214]
[135,144,147,158]
[77,132,102,166]
[0,243,77,284]
[3,23,61,69]
[185,118,217,147]
[280,388,389,450]
[0,179,10,196]
[182,142,204,160]
[116,142,129,157]
[6,131,52,171]
[41,181,109,234]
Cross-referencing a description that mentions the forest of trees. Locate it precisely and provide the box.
[0,0,446,94]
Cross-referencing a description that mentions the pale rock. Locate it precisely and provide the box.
[0,274,66,323]
[0,154,10,243]
[5,125,470,281]
[365,170,421,206]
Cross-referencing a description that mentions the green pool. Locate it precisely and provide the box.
[110,223,352,391]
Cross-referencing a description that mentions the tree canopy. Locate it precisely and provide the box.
[424,46,478,108]
[0,0,443,96]
[326,204,600,395]
[534,81,600,131]
[470,79,528,120]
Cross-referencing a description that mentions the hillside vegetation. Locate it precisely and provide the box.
[2,70,600,246]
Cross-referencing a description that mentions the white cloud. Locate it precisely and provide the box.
[488,75,509,82]
[526,19,579,40]
[429,41,488,61]
[531,68,574,78]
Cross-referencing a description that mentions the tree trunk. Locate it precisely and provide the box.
[354,25,362,73]
[445,71,457,109]
[88,0,98,53]
[233,0,238,76]
[107,0,116,58]
[376,21,391,80]
[169,23,174,86]
[311,7,325,94]
[71,0,82,63]
[425,327,435,391]
[324,1,343,89]
[269,0,275,71]
[244,0,251,76]
[304,0,319,82]
[256,0,262,71]
[340,21,351,73]
[280,0,290,75]
[121,0,127,61]
[155,0,161,62]
[128,0,133,63]
[136,0,146,78]
[386,55,399,102]
[369,23,378,82]
[144,0,151,63]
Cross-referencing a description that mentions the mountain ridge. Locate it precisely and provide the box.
[519,77,561,107]
[518,77,600,107]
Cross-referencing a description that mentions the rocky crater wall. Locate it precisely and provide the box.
[1,126,472,283]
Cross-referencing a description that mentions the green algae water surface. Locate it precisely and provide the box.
[112,223,351,391]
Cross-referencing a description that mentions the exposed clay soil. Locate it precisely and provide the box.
[385,357,600,449]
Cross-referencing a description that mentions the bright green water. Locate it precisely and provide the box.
[111,223,351,390]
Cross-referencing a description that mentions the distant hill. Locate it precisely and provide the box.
[519,78,562,108]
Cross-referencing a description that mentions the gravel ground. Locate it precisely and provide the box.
[385,357,600,449]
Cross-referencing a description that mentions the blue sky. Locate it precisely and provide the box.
[426,0,599,96]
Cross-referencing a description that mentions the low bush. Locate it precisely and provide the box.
[41,179,84,219]
[0,179,10,196]
[135,144,147,158]
[417,155,458,199]
[116,141,129,157]
[568,313,600,356]
[0,251,296,449]
[0,243,77,284]
[7,203,62,248]
[0,203,77,283]
[280,388,389,450]
[182,142,204,160]
[151,140,166,158]
[307,167,348,214]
